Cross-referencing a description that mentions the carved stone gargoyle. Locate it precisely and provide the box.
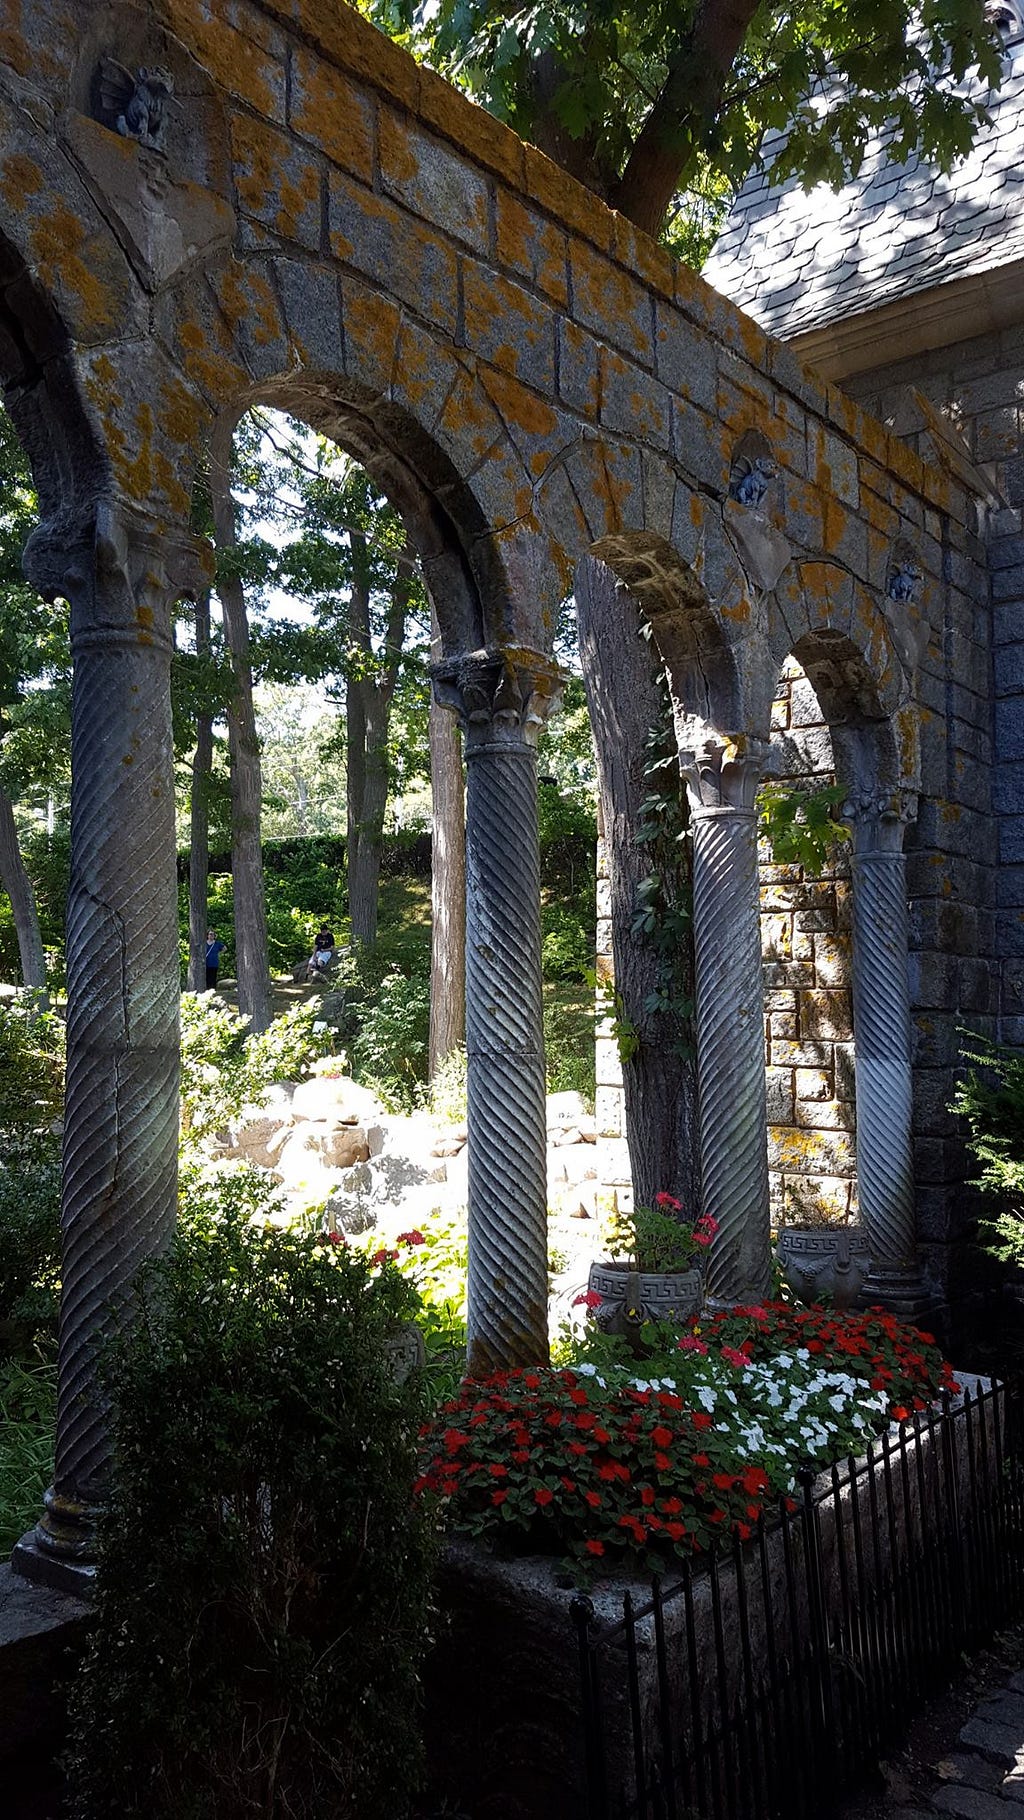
[97,59,176,153]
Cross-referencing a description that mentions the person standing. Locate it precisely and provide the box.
[205,928,226,991]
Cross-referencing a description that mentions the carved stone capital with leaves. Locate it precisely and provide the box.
[679,734,771,818]
[841,786,919,857]
[432,648,563,751]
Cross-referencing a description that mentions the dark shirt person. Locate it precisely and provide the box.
[205,929,226,991]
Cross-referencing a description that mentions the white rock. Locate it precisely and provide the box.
[309,1122,371,1170]
[552,1126,583,1147]
[430,1133,466,1157]
[290,1074,382,1125]
[546,1090,589,1128]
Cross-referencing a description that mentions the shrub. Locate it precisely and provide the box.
[179,995,335,1148]
[540,901,593,982]
[0,1134,61,1342]
[68,1193,437,1820]
[351,966,431,1111]
[0,999,64,1135]
[543,987,596,1104]
[0,1354,55,1557]
[953,1033,1024,1266]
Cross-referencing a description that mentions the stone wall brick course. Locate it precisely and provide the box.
[494,189,568,306]
[289,43,373,183]
[462,260,556,393]
[231,112,323,252]
[654,302,718,413]
[379,111,490,254]
[569,236,653,367]
[599,349,671,451]
[328,169,458,334]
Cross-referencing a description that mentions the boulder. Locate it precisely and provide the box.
[551,1126,583,1148]
[308,1122,371,1170]
[290,1074,381,1125]
[430,1132,466,1157]
[546,1091,589,1129]
[229,1112,294,1169]
[324,1163,377,1235]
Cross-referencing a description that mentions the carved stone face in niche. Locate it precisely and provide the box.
[96,60,176,152]
[728,428,777,512]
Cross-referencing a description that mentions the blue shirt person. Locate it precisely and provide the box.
[205,930,226,991]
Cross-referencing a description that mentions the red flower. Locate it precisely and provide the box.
[585,1538,605,1556]
[721,1345,749,1369]
[678,1335,708,1354]
[651,1425,674,1449]
[655,1191,683,1211]
[397,1229,426,1246]
[488,1464,508,1478]
[572,1290,604,1309]
[371,1247,399,1266]
[892,1404,910,1422]
[584,1490,602,1509]
[534,1486,554,1507]
[491,1490,508,1506]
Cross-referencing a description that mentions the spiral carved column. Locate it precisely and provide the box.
[681,738,772,1305]
[13,504,199,1588]
[434,651,561,1375]
[846,791,926,1313]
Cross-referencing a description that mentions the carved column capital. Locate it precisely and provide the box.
[842,787,919,857]
[24,500,211,654]
[680,734,771,817]
[432,648,562,752]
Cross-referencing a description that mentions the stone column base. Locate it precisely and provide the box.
[860,1263,939,1325]
[10,1532,96,1601]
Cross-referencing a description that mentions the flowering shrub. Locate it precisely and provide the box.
[418,1305,959,1574]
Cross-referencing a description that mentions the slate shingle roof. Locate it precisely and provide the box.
[703,39,1024,337]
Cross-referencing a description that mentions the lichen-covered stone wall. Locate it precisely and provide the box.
[763,659,857,1226]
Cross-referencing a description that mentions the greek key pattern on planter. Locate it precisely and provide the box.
[41,509,193,1555]
[683,738,772,1304]
[847,793,917,1271]
[435,651,561,1373]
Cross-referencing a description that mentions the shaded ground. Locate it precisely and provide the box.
[837,1624,1024,1819]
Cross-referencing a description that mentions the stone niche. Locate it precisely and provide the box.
[762,655,858,1228]
[425,1379,991,1819]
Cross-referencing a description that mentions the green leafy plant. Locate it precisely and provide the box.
[0,1353,55,1557]
[953,1033,1024,1266]
[757,780,850,874]
[603,1192,716,1274]
[351,965,431,1111]
[68,1188,436,1820]
[179,994,335,1148]
[0,999,64,1135]
[0,1134,61,1343]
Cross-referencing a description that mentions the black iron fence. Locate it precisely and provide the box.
[572,1380,1024,1820]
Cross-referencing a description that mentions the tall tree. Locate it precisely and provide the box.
[210,456,272,1032]
[372,0,1002,252]
[186,591,215,993]
[0,408,70,998]
[428,604,466,1077]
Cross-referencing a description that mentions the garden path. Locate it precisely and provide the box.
[837,1627,1024,1819]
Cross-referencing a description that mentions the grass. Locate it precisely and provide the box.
[0,1354,56,1557]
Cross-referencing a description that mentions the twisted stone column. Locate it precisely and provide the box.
[681,737,772,1305]
[846,790,925,1311]
[13,504,200,1588]
[434,651,560,1375]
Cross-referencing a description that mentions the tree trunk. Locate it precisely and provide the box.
[211,465,272,1033]
[0,782,47,1000]
[428,606,466,1078]
[345,551,410,949]
[187,590,213,994]
[347,684,389,947]
[575,555,700,1212]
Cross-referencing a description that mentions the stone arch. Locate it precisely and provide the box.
[764,561,920,795]
[0,227,108,589]
[194,252,569,658]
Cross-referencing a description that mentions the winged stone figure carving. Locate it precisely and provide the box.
[97,59,175,152]
[730,452,777,509]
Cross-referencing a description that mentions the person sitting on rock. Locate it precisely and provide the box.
[306,926,336,981]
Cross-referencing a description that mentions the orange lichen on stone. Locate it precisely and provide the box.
[821,495,848,558]
[231,113,321,250]
[478,366,558,441]
[523,145,614,256]
[495,189,568,307]
[158,378,207,450]
[610,214,675,300]
[27,197,122,338]
[290,43,373,183]
[342,281,401,392]
[571,237,653,366]
[168,0,287,121]
[0,151,43,207]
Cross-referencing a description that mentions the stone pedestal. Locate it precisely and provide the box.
[681,737,772,1304]
[434,650,561,1373]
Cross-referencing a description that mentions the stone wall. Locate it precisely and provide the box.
[763,658,858,1226]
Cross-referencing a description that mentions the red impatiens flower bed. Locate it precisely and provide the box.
[416,1304,959,1573]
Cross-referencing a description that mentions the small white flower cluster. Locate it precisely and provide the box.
[582,1346,896,1494]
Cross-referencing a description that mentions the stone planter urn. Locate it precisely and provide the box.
[776,1227,870,1310]
[587,1261,702,1348]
